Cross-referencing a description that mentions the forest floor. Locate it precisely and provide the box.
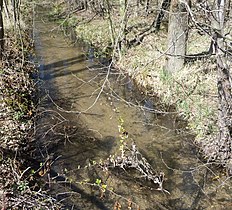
[0,31,34,208]
[0,2,61,208]
[0,31,61,209]
[50,0,232,170]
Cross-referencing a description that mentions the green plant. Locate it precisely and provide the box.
[67,16,78,27]
[48,3,63,18]
[95,178,101,185]
[159,68,173,84]
[17,181,29,192]
[13,111,24,120]
[95,178,107,195]
[177,99,190,119]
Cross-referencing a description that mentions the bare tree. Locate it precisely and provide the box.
[0,0,4,58]
[214,0,232,173]
[165,0,189,73]
[182,0,232,171]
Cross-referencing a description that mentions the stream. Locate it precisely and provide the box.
[33,6,232,210]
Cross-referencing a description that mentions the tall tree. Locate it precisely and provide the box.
[214,0,232,173]
[165,0,189,73]
[118,0,128,59]
[0,0,4,58]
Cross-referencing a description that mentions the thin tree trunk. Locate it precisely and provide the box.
[215,0,232,173]
[12,0,17,29]
[118,0,128,58]
[165,0,189,73]
[105,0,114,44]
[3,0,10,20]
[153,0,170,31]
[0,0,4,59]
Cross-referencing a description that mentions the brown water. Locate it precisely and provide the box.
[34,10,232,210]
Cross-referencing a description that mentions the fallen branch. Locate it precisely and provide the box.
[100,142,169,194]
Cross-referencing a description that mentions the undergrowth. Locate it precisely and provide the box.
[0,17,61,210]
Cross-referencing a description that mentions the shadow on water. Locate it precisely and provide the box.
[39,55,101,80]
[34,6,232,210]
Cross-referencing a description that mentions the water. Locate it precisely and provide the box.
[34,8,232,210]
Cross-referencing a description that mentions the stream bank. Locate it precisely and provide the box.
[0,31,59,209]
[50,0,232,172]
[0,2,61,209]
[32,3,232,210]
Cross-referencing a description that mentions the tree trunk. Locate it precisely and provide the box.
[215,0,232,173]
[0,0,4,59]
[153,0,170,31]
[165,0,189,73]
[118,0,128,58]
[105,0,115,47]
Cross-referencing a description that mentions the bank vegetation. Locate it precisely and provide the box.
[0,0,60,209]
[50,0,232,173]
[0,0,231,209]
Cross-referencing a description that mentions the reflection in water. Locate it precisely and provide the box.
[34,10,232,210]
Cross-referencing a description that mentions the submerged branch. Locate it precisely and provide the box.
[100,142,169,194]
